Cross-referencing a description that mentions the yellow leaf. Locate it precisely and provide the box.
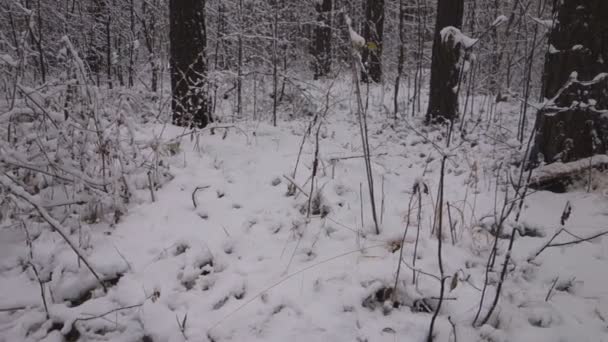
[366,42,378,51]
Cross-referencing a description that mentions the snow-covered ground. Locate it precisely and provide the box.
[1,81,607,342]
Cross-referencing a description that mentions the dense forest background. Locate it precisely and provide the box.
[1,1,608,342]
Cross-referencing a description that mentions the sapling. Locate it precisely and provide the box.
[307,124,322,218]
[392,184,417,300]
[346,15,380,235]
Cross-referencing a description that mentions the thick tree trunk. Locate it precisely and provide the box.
[542,0,608,99]
[312,0,332,79]
[532,0,608,166]
[361,0,384,83]
[425,0,464,123]
[530,75,608,166]
[169,0,210,128]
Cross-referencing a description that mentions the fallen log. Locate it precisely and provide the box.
[528,155,608,192]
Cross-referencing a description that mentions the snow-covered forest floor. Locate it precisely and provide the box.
[1,80,608,342]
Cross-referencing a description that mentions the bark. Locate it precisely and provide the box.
[272,0,279,126]
[531,75,608,166]
[425,0,464,123]
[169,0,210,128]
[141,0,158,92]
[393,0,405,118]
[105,2,112,89]
[361,0,384,83]
[236,0,243,118]
[542,0,608,99]
[312,0,332,79]
[128,0,135,88]
[532,0,608,167]
[35,0,46,83]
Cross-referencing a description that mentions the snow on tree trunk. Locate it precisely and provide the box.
[169,0,211,128]
[361,0,384,83]
[542,0,608,99]
[426,0,464,123]
[530,74,608,166]
[532,0,608,167]
[312,0,332,79]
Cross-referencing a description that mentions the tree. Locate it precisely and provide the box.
[425,0,464,123]
[312,0,332,79]
[542,0,608,99]
[531,0,608,166]
[169,0,211,128]
[361,0,384,83]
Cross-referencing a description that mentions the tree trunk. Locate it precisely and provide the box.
[105,9,112,89]
[128,0,135,88]
[531,0,608,166]
[393,0,405,118]
[169,0,210,128]
[236,0,243,118]
[35,0,46,83]
[361,0,384,83]
[272,0,279,127]
[425,0,464,123]
[542,0,608,99]
[142,0,158,92]
[530,75,608,166]
[312,0,332,79]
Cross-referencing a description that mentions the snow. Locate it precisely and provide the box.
[572,44,584,51]
[492,15,508,27]
[0,54,18,67]
[345,15,365,49]
[1,80,608,342]
[529,16,554,29]
[531,155,608,182]
[440,26,478,49]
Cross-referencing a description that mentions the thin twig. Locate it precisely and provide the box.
[147,171,156,202]
[282,175,309,198]
[479,227,523,326]
[191,186,210,209]
[0,306,27,312]
[393,190,417,300]
[0,174,107,292]
[29,262,49,319]
[73,303,144,324]
[545,277,559,302]
[209,244,386,333]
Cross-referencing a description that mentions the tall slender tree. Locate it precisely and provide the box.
[361,0,384,83]
[169,0,211,128]
[312,0,332,79]
[426,0,464,123]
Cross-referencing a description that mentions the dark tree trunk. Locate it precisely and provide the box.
[531,75,608,166]
[531,0,608,166]
[35,0,46,83]
[312,0,332,79]
[542,0,608,99]
[105,6,112,89]
[87,0,106,85]
[128,0,135,88]
[393,0,405,118]
[425,0,464,123]
[141,0,158,92]
[361,0,384,83]
[169,0,210,128]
